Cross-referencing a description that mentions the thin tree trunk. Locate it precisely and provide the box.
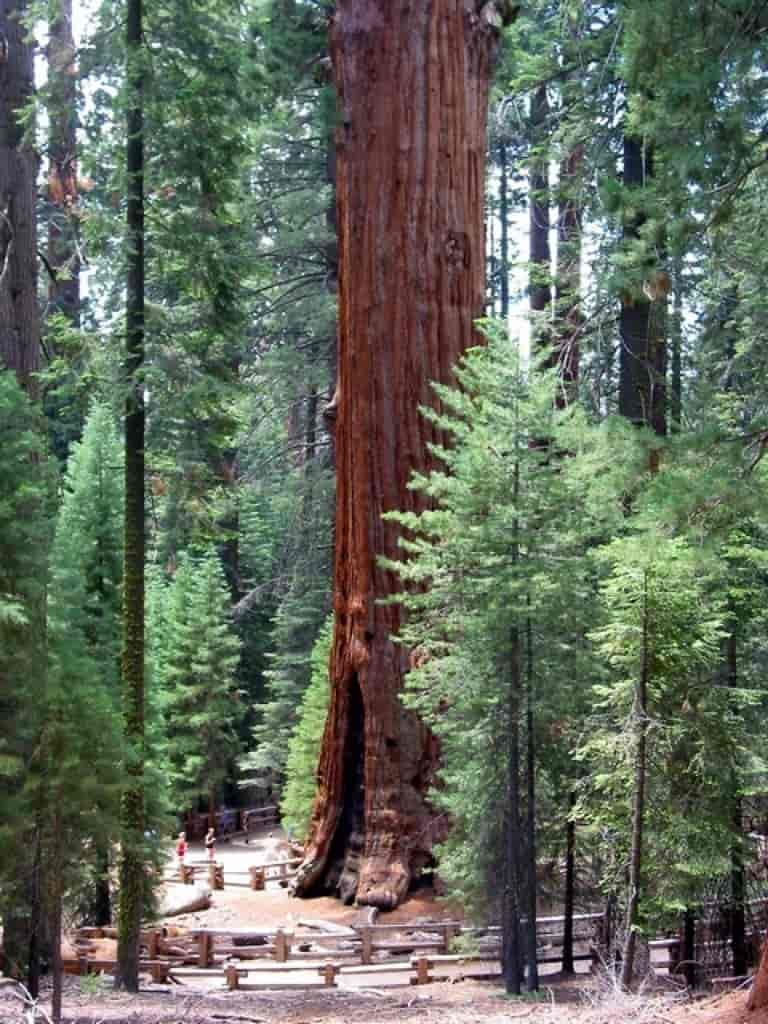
[726,629,747,977]
[681,906,696,988]
[293,0,507,909]
[498,138,510,320]
[504,623,523,995]
[618,135,666,436]
[115,0,145,992]
[50,804,63,1024]
[529,85,550,343]
[524,610,538,991]
[620,571,649,990]
[209,784,216,831]
[555,144,582,404]
[562,791,576,975]
[669,254,683,431]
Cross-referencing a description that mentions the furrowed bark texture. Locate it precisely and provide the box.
[115,0,145,992]
[618,135,666,435]
[0,0,39,394]
[293,0,499,909]
[47,0,80,322]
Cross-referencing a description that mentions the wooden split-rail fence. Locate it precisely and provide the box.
[66,913,604,991]
[171,857,302,890]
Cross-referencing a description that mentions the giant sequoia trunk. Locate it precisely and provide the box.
[293,0,504,909]
[0,0,40,392]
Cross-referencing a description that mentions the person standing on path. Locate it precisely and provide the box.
[205,827,216,863]
[176,831,187,875]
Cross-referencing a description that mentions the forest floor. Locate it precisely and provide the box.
[6,829,765,1023]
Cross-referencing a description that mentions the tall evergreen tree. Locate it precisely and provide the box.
[160,551,243,821]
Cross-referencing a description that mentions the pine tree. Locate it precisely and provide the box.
[387,327,594,992]
[161,551,243,820]
[0,373,50,989]
[281,615,333,840]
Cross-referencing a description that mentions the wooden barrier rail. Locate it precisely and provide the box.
[70,914,603,990]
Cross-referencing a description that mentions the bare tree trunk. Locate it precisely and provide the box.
[620,571,649,990]
[498,138,510,319]
[669,254,683,431]
[524,611,538,991]
[618,135,666,436]
[293,0,507,909]
[0,0,39,392]
[726,629,747,977]
[748,931,768,1010]
[115,0,145,992]
[50,804,63,1024]
[555,144,582,404]
[504,624,523,995]
[47,0,80,323]
[561,791,576,975]
[529,85,550,342]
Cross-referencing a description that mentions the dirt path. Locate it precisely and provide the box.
[18,829,765,1024]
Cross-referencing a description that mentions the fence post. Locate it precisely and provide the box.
[249,866,265,891]
[225,964,240,990]
[322,961,338,988]
[198,932,212,968]
[415,956,430,985]
[274,928,289,962]
[360,927,373,965]
[681,907,697,988]
[441,923,456,952]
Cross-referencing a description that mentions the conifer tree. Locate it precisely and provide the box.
[0,373,49,990]
[387,328,594,992]
[52,401,124,928]
[161,551,243,821]
[281,615,333,840]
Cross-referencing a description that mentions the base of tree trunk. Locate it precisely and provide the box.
[292,666,444,909]
[747,932,768,1010]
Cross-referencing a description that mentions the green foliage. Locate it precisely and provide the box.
[579,531,732,918]
[0,373,51,929]
[280,614,333,840]
[388,326,594,916]
[157,549,244,811]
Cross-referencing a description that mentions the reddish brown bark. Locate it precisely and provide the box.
[293,0,504,909]
[0,0,40,395]
[47,0,80,323]
[618,135,666,435]
[747,932,768,1010]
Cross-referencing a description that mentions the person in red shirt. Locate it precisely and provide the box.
[176,831,187,874]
